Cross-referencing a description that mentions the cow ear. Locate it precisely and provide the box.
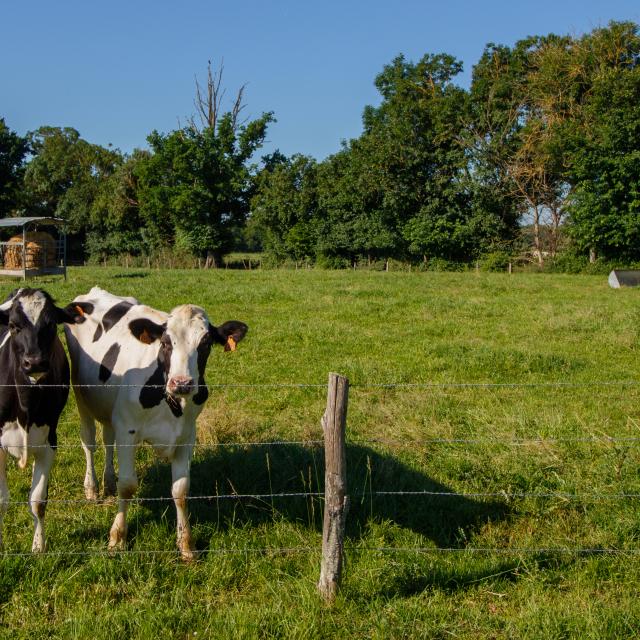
[210,320,248,351]
[57,301,94,324]
[0,288,21,315]
[129,318,166,344]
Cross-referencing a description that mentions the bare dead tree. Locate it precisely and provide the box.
[188,59,247,134]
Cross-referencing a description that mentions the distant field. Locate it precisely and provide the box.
[2,268,640,639]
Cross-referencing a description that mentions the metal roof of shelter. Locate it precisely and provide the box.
[0,217,64,228]
[608,269,640,288]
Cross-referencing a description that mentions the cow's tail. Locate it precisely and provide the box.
[18,426,28,469]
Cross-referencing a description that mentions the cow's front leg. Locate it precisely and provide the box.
[30,444,55,552]
[171,443,195,561]
[0,448,8,549]
[79,411,98,500]
[108,437,137,551]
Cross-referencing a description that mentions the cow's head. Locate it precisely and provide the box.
[0,288,76,382]
[129,305,247,400]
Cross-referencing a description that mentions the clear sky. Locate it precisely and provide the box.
[2,1,639,161]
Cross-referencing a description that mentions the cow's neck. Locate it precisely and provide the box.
[14,365,44,421]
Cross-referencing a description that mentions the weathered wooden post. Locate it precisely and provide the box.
[318,372,349,603]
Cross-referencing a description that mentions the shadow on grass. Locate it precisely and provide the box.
[113,272,149,279]
[135,442,509,550]
[379,553,568,597]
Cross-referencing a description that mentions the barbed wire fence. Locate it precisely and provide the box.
[3,375,640,600]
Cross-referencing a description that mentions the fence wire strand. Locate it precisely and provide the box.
[2,545,639,559]
[2,379,640,390]
[5,488,640,508]
[11,435,640,451]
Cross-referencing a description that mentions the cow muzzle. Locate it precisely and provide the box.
[22,356,49,381]
[167,376,194,396]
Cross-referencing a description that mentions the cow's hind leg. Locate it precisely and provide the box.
[108,435,137,551]
[30,444,55,552]
[171,443,195,561]
[79,409,99,501]
[0,449,8,549]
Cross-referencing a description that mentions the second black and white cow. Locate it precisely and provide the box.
[0,288,73,552]
[63,287,247,559]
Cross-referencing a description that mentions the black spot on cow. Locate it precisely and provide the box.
[92,323,103,343]
[99,343,120,382]
[193,334,212,405]
[102,301,132,332]
[140,353,182,417]
[165,394,183,418]
[140,363,165,409]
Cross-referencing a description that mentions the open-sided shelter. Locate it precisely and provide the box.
[0,217,66,280]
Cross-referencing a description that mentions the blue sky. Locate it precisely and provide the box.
[2,1,639,161]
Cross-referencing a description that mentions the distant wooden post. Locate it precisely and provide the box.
[318,372,349,603]
[508,262,512,274]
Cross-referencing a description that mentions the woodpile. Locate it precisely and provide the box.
[3,232,57,269]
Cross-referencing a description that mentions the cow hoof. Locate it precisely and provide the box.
[108,523,127,551]
[31,540,46,553]
[180,547,196,562]
[108,538,125,553]
[84,486,99,501]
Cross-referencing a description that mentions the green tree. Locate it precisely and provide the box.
[0,119,29,217]
[22,126,121,258]
[565,22,640,261]
[359,54,486,263]
[23,127,121,229]
[87,149,151,259]
[466,42,531,252]
[468,36,573,264]
[315,142,396,266]
[251,153,318,263]
[136,62,274,266]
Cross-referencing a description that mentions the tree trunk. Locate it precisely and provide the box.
[532,205,543,266]
[204,250,220,269]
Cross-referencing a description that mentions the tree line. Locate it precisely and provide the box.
[1,21,638,270]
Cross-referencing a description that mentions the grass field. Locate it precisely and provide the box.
[2,267,640,638]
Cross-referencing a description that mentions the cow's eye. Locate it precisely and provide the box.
[8,322,19,334]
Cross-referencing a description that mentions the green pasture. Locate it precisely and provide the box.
[2,268,640,638]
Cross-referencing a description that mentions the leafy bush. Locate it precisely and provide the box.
[315,254,350,269]
[479,251,512,272]
[419,257,467,272]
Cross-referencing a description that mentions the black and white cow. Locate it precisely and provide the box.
[63,287,247,559]
[0,288,73,552]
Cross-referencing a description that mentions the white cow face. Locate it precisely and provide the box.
[129,305,247,400]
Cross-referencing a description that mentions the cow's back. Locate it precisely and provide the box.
[64,289,166,424]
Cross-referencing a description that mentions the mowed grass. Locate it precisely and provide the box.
[2,268,640,638]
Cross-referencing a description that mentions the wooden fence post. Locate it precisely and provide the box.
[318,372,349,603]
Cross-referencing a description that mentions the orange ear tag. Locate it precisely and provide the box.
[139,329,154,344]
[224,336,237,352]
[74,305,85,317]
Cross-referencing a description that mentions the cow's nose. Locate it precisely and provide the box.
[22,356,48,373]
[168,376,194,395]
